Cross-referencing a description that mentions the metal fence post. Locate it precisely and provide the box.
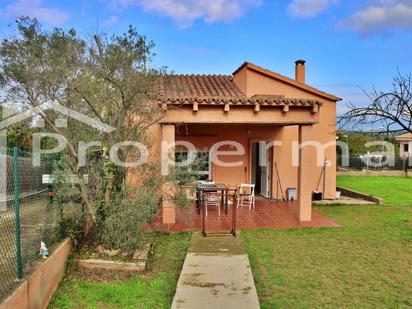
[231,191,238,237]
[201,193,207,237]
[13,147,23,280]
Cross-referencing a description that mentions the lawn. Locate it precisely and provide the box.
[243,176,412,309]
[337,175,412,204]
[48,232,191,309]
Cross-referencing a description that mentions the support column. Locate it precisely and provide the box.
[297,125,314,221]
[161,124,176,224]
[0,130,7,211]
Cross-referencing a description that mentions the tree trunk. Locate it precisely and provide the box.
[104,169,114,209]
[78,178,97,228]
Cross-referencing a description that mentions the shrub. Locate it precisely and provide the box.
[99,188,159,252]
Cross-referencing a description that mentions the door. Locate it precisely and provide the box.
[251,141,272,197]
[257,142,272,198]
[266,145,272,198]
[259,142,268,196]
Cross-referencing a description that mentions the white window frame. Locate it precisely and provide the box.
[175,150,212,180]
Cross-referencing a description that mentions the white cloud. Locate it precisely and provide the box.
[0,0,70,25]
[288,0,337,18]
[340,0,412,36]
[103,0,261,27]
[104,15,119,27]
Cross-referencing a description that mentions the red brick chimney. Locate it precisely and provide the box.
[295,60,306,83]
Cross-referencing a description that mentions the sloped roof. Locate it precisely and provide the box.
[155,75,245,98]
[396,133,412,140]
[233,62,341,102]
[154,74,321,107]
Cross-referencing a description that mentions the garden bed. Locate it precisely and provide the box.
[76,243,151,273]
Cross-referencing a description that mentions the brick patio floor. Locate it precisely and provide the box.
[147,198,340,233]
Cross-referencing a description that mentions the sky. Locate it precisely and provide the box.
[0,0,412,114]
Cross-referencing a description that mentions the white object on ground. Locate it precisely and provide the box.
[39,241,49,259]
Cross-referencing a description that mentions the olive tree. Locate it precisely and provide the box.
[0,17,167,229]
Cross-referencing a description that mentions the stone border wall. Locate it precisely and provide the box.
[337,170,409,177]
[337,186,383,205]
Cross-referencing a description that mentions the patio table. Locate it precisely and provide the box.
[196,183,229,214]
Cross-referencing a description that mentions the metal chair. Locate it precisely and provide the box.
[202,191,221,216]
[236,183,255,210]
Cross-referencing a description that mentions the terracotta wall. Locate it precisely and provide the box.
[125,124,162,188]
[175,124,303,200]
[161,105,319,125]
[174,123,329,202]
[234,66,337,199]
[175,124,275,188]
[128,62,338,223]
[271,126,298,199]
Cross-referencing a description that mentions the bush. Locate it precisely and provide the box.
[99,188,159,252]
[50,157,85,249]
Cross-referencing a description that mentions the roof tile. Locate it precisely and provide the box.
[155,75,245,98]
[154,74,321,107]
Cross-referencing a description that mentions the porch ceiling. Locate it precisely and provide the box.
[159,103,320,125]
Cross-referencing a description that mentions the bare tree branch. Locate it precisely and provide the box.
[339,71,412,135]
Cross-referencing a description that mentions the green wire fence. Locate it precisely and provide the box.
[0,147,81,300]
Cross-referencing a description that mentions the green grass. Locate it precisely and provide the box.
[243,176,412,309]
[337,176,412,204]
[48,232,191,309]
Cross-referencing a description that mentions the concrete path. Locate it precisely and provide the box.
[171,232,260,309]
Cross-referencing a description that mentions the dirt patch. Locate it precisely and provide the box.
[242,286,252,295]
[188,272,205,278]
[211,288,220,296]
[181,277,227,288]
[189,232,246,255]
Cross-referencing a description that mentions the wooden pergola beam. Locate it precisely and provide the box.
[193,102,199,112]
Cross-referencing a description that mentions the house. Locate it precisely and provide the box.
[396,133,412,158]
[151,60,341,224]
